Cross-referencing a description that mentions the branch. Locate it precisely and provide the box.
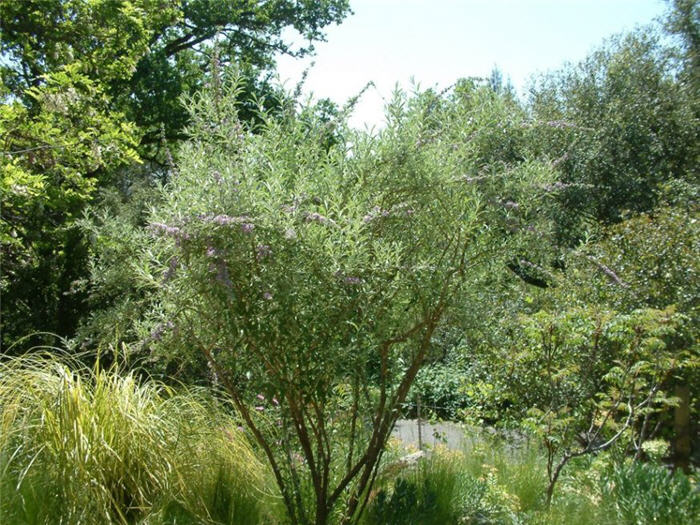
[200,344,297,521]
[584,255,629,288]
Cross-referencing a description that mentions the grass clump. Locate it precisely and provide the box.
[363,432,699,525]
[0,354,278,524]
[363,444,521,525]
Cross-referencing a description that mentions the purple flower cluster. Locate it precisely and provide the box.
[256,244,272,260]
[303,211,335,226]
[150,321,175,342]
[335,270,363,286]
[211,260,232,289]
[363,206,391,223]
[363,203,415,223]
[211,214,237,225]
[162,257,179,282]
[199,214,256,234]
[149,222,191,242]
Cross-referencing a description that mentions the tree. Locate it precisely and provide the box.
[0,0,351,349]
[1,0,351,151]
[566,204,700,471]
[93,77,552,524]
[510,307,690,506]
[1,66,141,348]
[528,27,698,244]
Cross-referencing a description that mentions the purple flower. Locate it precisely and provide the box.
[255,406,265,411]
[546,120,576,129]
[344,276,362,285]
[272,397,279,406]
[256,393,265,401]
[149,222,190,241]
[303,211,335,226]
[150,321,175,342]
[263,292,273,300]
[241,223,255,234]
[212,171,222,184]
[150,326,164,342]
[363,206,382,223]
[212,214,236,225]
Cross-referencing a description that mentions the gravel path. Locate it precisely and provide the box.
[392,419,475,451]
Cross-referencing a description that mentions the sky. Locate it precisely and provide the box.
[276,0,669,129]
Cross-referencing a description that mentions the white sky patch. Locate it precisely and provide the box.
[276,0,667,129]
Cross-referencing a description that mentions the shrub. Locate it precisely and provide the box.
[601,461,700,525]
[100,73,553,524]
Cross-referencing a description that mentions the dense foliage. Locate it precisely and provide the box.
[1,1,698,524]
[1,0,351,349]
[87,76,553,523]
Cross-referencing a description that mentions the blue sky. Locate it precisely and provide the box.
[276,0,668,128]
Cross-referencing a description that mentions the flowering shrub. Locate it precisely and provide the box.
[99,76,553,524]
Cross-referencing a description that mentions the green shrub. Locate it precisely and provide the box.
[364,452,462,525]
[363,445,522,525]
[409,363,472,421]
[601,461,700,525]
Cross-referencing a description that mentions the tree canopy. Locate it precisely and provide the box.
[0,0,351,349]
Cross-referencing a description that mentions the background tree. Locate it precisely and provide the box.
[1,0,350,150]
[528,27,698,245]
[565,204,699,470]
[1,66,141,348]
[0,0,351,349]
[513,306,690,506]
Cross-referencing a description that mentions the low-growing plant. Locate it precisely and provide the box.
[363,448,515,525]
[600,461,700,525]
[0,353,277,524]
[460,434,547,514]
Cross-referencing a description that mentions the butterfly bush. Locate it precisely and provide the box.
[137,76,554,524]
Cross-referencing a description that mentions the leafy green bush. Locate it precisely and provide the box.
[408,362,473,420]
[364,442,534,525]
[364,448,519,525]
[87,71,554,524]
